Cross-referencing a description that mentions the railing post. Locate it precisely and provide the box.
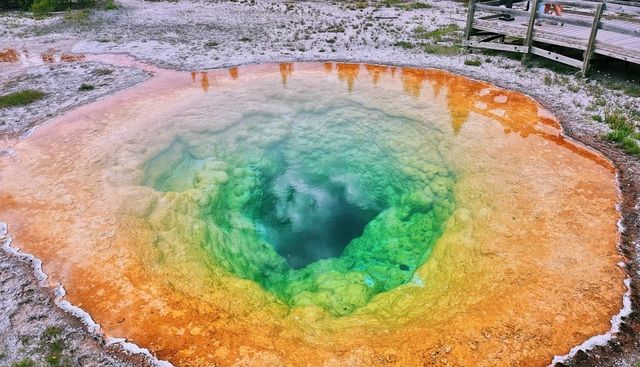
[582,3,604,75]
[464,0,477,41]
[522,0,540,61]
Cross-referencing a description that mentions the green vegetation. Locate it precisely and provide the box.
[103,0,117,10]
[408,2,432,9]
[423,43,463,55]
[464,57,481,66]
[393,41,414,49]
[78,83,95,91]
[92,67,113,76]
[383,0,402,6]
[408,24,463,55]
[522,55,575,75]
[11,359,35,367]
[414,24,460,42]
[42,326,69,367]
[401,1,432,9]
[593,77,640,98]
[622,84,640,97]
[0,89,45,108]
[63,8,90,23]
[602,110,640,156]
[326,24,346,33]
[30,0,94,15]
[1,0,113,16]
[43,326,62,338]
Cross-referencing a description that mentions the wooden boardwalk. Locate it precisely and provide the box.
[464,0,640,74]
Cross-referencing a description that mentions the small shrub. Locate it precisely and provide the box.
[78,83,95,91]
[30,0,55,15]
[29,0,95,15]
[0,89,45,108]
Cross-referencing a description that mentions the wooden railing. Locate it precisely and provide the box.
[464,0,640,74]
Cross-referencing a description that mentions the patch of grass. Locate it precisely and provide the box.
[44,326,62,338]
[78,83,95,91]
[588,72,640,98]
[12,359,35,367]
[393,41,414,49]
[622,137,640,155]
[63,9,91,24]
[414,24,460,42]
[567,84,580,93]
[522,55,575,75]
[326,24,345,33]
[423,43,463,55]
[41,326,68,367]
[480,48,522,61]
[622,84,640,97]
[602,110,640,157]
[104,0,117,9]
[30,0,95,15]
[464,57,481,66]
[29,0,55,14]
[0,89,45,108]
[45,339,65,366]
[404,1,432,9]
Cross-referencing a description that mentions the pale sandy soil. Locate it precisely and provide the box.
[0,1,639,366]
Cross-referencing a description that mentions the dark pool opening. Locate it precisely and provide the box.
[252,169,381,269]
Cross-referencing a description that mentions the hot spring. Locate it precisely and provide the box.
[0,62,625,366]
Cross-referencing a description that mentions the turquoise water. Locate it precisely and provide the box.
[142,102,456,315]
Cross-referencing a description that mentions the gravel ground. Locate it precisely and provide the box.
[0,226,155,367]
[0,0,639,366]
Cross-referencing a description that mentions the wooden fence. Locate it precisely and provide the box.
[464,0,640,74]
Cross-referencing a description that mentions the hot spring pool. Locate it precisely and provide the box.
[0,62,625,366]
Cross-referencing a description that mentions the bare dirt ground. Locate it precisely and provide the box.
[0,0,639,366]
